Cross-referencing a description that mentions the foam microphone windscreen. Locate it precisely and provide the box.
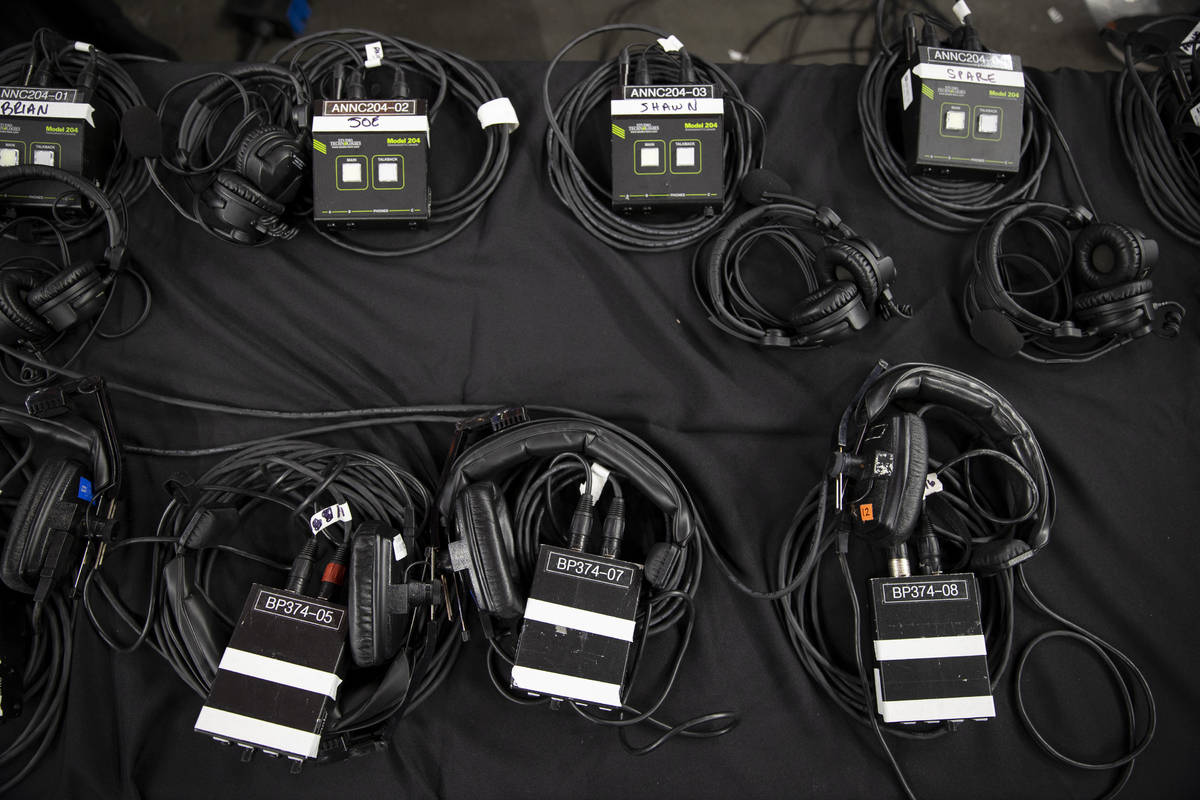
[121,105,163,160]
[739,169,792,206]
[970,309,1025,358]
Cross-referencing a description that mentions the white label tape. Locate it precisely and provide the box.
[610,97,724,116]
[392,533,408,562]
[913,62,1024,88]
[923,473,944,499]
[364,41,384,68]
[657,34,685,53]
[1183,22,1200,55]
[0,99,95,126]
[477,97,519,132]
[952,0,972,24]
[1190,103,1200,128]
[901,69,913,111]
[311,114,430,134]
[580,463,611,504]
[310,502,352,535]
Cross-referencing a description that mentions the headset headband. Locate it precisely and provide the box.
[0,165,125,269]
[437,418,695,545]
[0,403,111,489]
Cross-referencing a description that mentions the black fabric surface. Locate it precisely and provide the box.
[2,58,1198,800]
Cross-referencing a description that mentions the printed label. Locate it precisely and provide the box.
[901,69,914,110]
[310,503,352,535]
[882,578,970,603]
[254,589,345,629]
[547,552,634,588]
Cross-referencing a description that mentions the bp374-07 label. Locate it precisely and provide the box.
[546,552,634,588]
[881,578,970,603]
[254,589,344,629]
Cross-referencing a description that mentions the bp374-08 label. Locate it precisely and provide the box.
[546,552,634,588]
[254,589,345,629]
[881,578,970,603]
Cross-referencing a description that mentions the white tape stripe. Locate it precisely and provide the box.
[510,666,623,707]
[477,97,519,132]
[877,694,996,723]
[311,115,430,133]
[912,63,1025,88]
[0,100,95,126]
[610,98,724,116]
[195,706,323,758]
[873,634,987,661]
[523,598,635,641]
[218,647,342,699]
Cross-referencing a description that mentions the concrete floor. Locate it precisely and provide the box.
[113,0,1138,72]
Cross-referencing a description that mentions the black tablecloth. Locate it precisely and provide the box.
[3,59,1197,800]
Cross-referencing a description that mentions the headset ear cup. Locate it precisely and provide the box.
[1073,224,1153,288]
[788,280,871,345]
[815,241,883,310]
[2,459,82,594]
[205,171,286,244]
[453,482,523,618]
[27,262,108,332]
[235,124,304,202]
[348,524,400,668]
[0,270,53,345]
[895,415,929,542]
[1073,279,1155,336]
[971,538,1033,573]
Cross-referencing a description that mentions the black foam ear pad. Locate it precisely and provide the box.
[896,416,929,542]
[970,538,1033,573]
[205,171,286,244]
[0,270,53,345]
[453,482,523,618]
[348,525,400,668]
[1073,279,1155,336]
[1073,224,1155,288]
[27,262,108,332]
[26,263,100,309]
[1073,279,1154,313]
[2,459,82,593]
[235,124,304,202]
[789,280,861,331]
[210,170,285,216]
[816,241,881,310]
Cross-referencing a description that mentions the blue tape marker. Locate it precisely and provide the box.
[77,476,94,503]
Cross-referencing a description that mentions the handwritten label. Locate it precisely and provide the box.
[610,97,724,116]
[913,62,1024,88]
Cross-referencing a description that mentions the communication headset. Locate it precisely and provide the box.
[156,64,309,245]
[835,362,1053,573]
[962,201,1184,363]
[436,418,701,630]
[0,379,120,612]
[694,169,910,349]
[0,165,128,350]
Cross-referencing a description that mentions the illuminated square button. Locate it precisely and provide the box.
[943,108,967,132]
[977,110,1000,135]
[32,149,55,166]
[0,148,18,167]
[639,145,660,168]
[675,144,696,168]
[377,161,399,183]
[341,161,363,183]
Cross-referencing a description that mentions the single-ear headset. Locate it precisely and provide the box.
[158,65,309,245]
[962,201,1184,363]
[436,418,700,630]
[836,362,1053,573]
[0,165,128,349]
[694,169,911,349]
[0,380,120,612]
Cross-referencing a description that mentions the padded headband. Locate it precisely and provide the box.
[0,404,110,489]
[437,419,695,545]
[0,165,126,269]
[854,363,1054,563]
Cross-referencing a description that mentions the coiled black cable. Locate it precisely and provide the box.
[1113,16,1200,247]
[858,8,1057,232]
[544,24,764,251]
[0,29,150,243]
[270,29,515,257]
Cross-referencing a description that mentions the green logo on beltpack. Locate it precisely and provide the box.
[921,83,934,100]
[312,140,327,155]
[611,123,625,140]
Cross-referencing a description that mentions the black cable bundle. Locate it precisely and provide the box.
[82,439,458,740]
[544,24,763,251]
[1113,16,1200,247]
[270,29,515,257]
[858,5,1056,232]
[0,29,150,243]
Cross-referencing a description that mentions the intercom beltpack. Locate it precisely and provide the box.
[900,46,1024,179]
[870,572,995,724]
[0,85,96,209]
[194,584,348,765]
[511,544,643,708]
[310,98,430,228]
[610,83,724,212]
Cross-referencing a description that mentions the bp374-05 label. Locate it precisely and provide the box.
[546,552,634,588]
[881,578,970,603]
[254,589,345,629]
